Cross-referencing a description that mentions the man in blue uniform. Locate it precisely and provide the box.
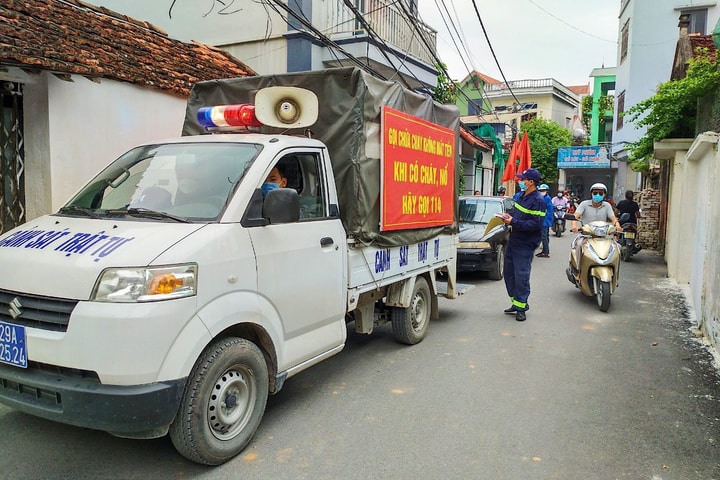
[498,168,546,321]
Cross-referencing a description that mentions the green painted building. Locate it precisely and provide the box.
[588,67,616,145]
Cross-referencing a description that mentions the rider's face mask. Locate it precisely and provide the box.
[591,192,605,203]
[557,192,563,198]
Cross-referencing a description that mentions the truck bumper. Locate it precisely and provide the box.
[0,363,184,439]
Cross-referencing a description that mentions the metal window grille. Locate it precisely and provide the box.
[0,81,25,234]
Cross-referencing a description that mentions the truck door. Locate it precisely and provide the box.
[248,151,347,370]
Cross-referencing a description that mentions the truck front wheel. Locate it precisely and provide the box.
[170,337,269,465]
[391,276,431,345]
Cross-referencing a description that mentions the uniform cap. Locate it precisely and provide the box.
[516,168,541,182]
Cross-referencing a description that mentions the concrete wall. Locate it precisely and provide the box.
[23,72,187,219]
[223,39,288,75]
[92,1,287,46]
[663,132,720,353]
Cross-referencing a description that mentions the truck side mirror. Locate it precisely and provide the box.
[241,189,269,227]
[263,188,300,224]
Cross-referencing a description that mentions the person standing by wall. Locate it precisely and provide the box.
[536,183,553,257]
[497,168,546,321]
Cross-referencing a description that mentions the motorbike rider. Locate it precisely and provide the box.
[563,190,577,213]
[551,190,570,234]
[570,183,622,264]
[571,183,621,232]
[614,190,642,225]
[552,191,569,209]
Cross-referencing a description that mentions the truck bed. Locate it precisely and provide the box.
[347,233,456,295]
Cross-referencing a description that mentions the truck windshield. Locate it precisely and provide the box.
[61,142,262,221]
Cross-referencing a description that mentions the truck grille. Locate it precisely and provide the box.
[0,362,100,411]
[0,372,63,410]
[0,289,77,332]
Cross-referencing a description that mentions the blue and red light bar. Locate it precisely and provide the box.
[197,104,263,129]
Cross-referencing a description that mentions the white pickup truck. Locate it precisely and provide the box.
[0,68,460,465]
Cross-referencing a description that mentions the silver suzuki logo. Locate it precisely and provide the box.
[8,297,22,319]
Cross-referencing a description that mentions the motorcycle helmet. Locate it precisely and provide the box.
[498,186,506,193]
[590,182,607,193]
[538,183,549,191]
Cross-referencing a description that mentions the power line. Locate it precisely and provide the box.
[432,0,499,115]
[445,0,493,75]
[283,0,350,68]
[265,0,504,132]
[415,0,519,121]
[433,0,474,75]
[526,0,616,44]
[470,0,522,106]
[392,1,506,128]
[265,0,431,91]
[340,0,415,89]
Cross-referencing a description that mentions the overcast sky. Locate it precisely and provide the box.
[418,0,620,87]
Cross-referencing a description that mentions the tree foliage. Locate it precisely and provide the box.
[625,49,720,171]
[520,117,573,185]
[432,63,457,104]
[581,94,614,128]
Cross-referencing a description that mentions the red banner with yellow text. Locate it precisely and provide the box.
[381,106,456,231]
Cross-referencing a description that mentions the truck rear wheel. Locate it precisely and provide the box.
[169,337,269,465]
[390,276,431,345]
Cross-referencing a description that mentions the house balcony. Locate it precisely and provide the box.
[483,78,580,109]
[320,0,439,89]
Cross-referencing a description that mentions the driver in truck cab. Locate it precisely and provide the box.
[261,165,288,196]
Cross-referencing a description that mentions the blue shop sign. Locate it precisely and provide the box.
[557,146,611,169]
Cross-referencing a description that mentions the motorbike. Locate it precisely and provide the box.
[617,212,642,261]
[552,204,567,237]
[565,218,621,312]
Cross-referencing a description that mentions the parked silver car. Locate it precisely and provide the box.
[457,195,513,279]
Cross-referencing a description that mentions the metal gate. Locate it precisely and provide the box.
[0,81,25,234]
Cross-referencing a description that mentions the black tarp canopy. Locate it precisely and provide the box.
[183,67,459,247]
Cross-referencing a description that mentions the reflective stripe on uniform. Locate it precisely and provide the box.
[512,298,528,309]
[514,203,545,217]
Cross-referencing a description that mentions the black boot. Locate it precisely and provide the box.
[515,310,526,321]
[503,306,517,314]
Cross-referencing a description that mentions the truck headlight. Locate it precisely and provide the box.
[92,264,197,302]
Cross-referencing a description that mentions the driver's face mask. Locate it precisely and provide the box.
[261,182,279,196]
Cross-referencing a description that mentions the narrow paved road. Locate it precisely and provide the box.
[1,233,718,479]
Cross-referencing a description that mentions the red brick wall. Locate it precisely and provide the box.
[637,188,661,250]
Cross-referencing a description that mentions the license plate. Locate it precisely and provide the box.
[0,321,28,368]
[624,232,635,239]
